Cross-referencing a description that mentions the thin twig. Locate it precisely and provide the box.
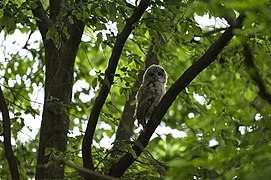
[23,30,33,50]
[51,156,119,180]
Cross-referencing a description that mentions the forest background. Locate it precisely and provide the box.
[1,0,271,179]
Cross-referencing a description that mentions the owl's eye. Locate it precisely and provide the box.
[149,72,154,77]
[157,72,162,76]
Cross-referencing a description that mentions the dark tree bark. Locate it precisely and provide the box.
[243,44,271,106]
[114,39,159,144]
[108,15,244,178]
[0,87,20,180]
[82,0,150,178]
[32,1,85,179]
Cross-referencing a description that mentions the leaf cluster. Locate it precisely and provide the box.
[1,0,271,179]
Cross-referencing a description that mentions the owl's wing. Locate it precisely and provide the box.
[136,96,153,115]
[136,86,156,128]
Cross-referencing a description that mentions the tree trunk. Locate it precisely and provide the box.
[114,40,158,144]
[35,21,84,179]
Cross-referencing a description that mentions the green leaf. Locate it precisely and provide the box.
[44,147,53,156]
[46,28,56,41]
[244,88,256,101]
[29,1,38,9]
[68,16,74,24]
[91,77,98,89]
[62,26,70,39]
[3,1,271,179]
[129,148,137,159]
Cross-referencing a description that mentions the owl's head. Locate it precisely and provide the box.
[143,64,167,84]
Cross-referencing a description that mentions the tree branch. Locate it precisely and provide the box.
[115,38,158,140]
[82,0,150,175]
[31,0,52,40]
[195,27,228,37]
[243,43,271,106]
[49,0,61,20]
[113,38,158,154]
[125,1,136,9]
[51,156,119,180]
[23,30,34,49]
[108,15,244,178]
[0,86,20,180]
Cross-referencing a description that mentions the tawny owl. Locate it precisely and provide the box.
[135,64,167,129]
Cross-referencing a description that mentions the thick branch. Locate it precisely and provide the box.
[125,1,136,9]
[243,44,271,106]
[31,0,52,40]
[82,0,150,174]
[0,86,20,180]
[49,0,61,20]
[108,15,244,178]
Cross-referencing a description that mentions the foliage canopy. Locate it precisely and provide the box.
[0,0,271,179]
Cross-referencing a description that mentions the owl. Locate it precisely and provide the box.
[135,64,167,130]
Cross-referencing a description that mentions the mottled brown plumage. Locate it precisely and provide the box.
[135,65,167,129]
